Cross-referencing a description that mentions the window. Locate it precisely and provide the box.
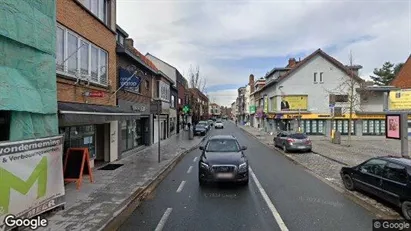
[335,95,349,102]
[383,163,407,184]
[56,24,109,86]
[314,72,317,82]
[119,35,124,45]
[67,32,78,75]
[206,139,240,152]
[359,159,387,176]
[0,111,10,141]
[178,98,181,104]
[80,0,108,24]
[320,72,323,83]
[80,41,89,75]
[171,95,175,108]
[56,27,64,71]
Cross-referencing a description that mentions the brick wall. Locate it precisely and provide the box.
[56,0,117,106]
[116,55,153,105]
[177,82,185,108]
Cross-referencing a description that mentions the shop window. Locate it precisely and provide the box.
[60,125,96,159]
[0,111,10,141]
[362,120,385,135]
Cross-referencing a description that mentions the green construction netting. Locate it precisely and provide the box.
[0,0,58,141]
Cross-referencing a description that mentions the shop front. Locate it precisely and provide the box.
[58,102,140,168]
[153,101,170,144]
[117,99,151,157]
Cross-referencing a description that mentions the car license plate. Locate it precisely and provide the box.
[217,173,234,179]
[298,146,306,149]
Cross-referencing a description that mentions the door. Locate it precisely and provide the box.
[274,132,282,146]
[381,162,408,206]
[353,158,387,197]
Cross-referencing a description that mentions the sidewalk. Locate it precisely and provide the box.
[39,132,203,231]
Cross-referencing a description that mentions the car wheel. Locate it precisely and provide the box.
[402,201,411,220]
[199,178,205,186]
[222,127,224,129]
[307,149,312,153]
[239,178,249,186]
[342,174,355,191]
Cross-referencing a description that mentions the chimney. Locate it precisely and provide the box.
[125,38,134,48]
[288,58,296,67]
[249,74,255,93]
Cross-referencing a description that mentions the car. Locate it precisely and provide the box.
[194,124,207,136]
[273,131,312,153]
[214,121,224,129]
[198,121,210,131]
[198,135,249,186]
[340,156,411,220]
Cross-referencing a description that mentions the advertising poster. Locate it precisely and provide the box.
[388,90,411,111]
[386,115,401,139]
[0,136,65,230]
[280,95,308,111]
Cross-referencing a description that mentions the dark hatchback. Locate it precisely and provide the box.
[198,135,249,186]
[340,156,411,219]
[194,125,207,136]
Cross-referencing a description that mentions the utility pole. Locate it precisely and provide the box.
[157,100,161,163]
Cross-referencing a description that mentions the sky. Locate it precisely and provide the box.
[117,0,411,107]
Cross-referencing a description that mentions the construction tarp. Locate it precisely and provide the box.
[0,0,58,141]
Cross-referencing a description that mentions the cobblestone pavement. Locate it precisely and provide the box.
[239,125,401,218]
[37,132,204,231]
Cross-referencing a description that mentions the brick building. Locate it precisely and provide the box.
[56,0,133,167]
[115,26,156,158]
[188,88,209,123]
[177,71,190,130]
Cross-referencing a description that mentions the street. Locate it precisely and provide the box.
[120,122,375,231]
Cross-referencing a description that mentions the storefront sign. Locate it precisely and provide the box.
[84,91,105,97]
[0,136,65,230]
[386,114,401,139]
[388,90,411,111]
[280,95,308,111]
[131,105,146,112]
[249,105,256,114]
[119,68,141,90]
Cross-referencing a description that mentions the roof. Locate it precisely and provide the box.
[254,48,365,95]
[265,67,291,78]
[380,156,411,166]
[146,53,178,71]
[208,135,236,140]
[189,88,208,101]
[115,25,129,37]
[127,46,159,72]
[390,55,411,88]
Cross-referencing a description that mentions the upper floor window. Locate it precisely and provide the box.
[117,34,124,45]
[79,0,108,25]
[178,98,181,105]
[320,72,324,83]
[171,95,176,108]
[313,72,317,83]
[56,24,108,86]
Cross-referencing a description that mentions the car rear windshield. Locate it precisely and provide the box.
[195,125,205,129]
[206,139,239,152]
[199,121,207,125]
[288,133,307,139]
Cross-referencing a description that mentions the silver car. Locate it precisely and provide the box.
[274,132,312,153]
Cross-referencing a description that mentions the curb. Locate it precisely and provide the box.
[239,127,401,219]
[99,141,202,231]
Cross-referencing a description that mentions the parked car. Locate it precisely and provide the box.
[214,121,224,129]
[194,124,207,136]
[340,156,411,219]
[198,121,210,131]
[198,135,249,186]
[273,131,312,152]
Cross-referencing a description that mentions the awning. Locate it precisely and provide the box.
[58,102,142,126]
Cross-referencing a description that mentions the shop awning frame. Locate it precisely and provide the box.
[58,102,144,126]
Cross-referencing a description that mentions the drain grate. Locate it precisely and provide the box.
[99,164,124,170]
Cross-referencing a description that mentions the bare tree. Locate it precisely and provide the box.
[188,65,207,92]
[325,51,373,146]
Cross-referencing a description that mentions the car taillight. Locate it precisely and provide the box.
[287,138,295,143]
[305,139,312,144]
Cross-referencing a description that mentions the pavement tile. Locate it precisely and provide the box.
[33,132,202,231]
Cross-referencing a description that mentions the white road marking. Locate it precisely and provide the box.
[193,157,198,162]
[154,208,173,231]
[176,181,186,193]
[187,166,193,174]
[249,167,289,231]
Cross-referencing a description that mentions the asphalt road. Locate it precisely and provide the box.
[120,121,375,231]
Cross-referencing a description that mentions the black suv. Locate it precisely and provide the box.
[340,156,411,219]
[198,135,249,186]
